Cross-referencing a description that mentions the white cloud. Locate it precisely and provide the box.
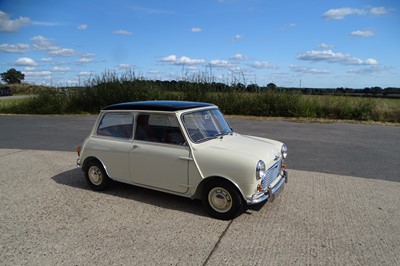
[24,66,36,71]
[160,55,205,65]
[279,23,297,31]
[78,71,92,76]
[77,57,94,64]
[14,57,37,66]
[323,7,365,20]
[318,43,334,49]
[31,20,59,26]
[31,35,54,50]
[81,53,95,58]
[40,57,52,62]
[297,49,378,65]
[249,61,275,69]
[232,34,244,41]
[78,24,88,30]
[351,30,374,37]
[0,10,30,32]
[160,55,177,63]
[370,7,389,15]
[323,6,390,20]
[24,70,52,76]
[147,70,160,75]
[118,64,132,69]
[0,43,29,53]
[347,65,388,75]
[364,58,378,65]
[31,35,76,57]
[48,48,75,57]
[209,59,235,68]
[229,66,252,75]
[53,66,70,72]
[230,54,249,61]
[113,29,132,35]
[191,27,202,32]
[175,56,204,65]
[184,66,200,72]
[289,65,329,74]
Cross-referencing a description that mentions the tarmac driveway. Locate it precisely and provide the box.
[0,116,399,265]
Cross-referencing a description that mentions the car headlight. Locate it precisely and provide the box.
[281,144,288,159]
[256,160,266,180]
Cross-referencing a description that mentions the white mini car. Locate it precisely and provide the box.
[77,101,288,220]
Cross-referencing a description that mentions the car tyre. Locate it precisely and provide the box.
[84,161,111,191]
[202,179,243,220]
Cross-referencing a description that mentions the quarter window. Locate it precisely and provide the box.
[97,112,133,139]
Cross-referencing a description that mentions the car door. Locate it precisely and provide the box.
[130,113,190,194]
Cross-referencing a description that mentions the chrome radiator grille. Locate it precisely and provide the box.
[262,159,282,189]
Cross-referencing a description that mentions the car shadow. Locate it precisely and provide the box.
[52,168,208,218]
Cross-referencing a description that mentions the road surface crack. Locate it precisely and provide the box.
[203,219,233,266]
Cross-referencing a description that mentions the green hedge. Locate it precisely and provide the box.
[1,77,399,123]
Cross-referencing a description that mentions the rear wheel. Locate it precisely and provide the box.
[202,179,243,220]
[84,161,110,191]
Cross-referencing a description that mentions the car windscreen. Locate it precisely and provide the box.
[182,109,232,143]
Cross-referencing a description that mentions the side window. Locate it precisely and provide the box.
[135,114,185,145]
[97,112,133,139]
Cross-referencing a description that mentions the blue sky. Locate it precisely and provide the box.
[0,0,399,88]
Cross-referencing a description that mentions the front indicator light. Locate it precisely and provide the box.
[257,184,263,191]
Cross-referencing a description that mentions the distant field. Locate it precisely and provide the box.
[0,95,33,101]
[0,97,28,108]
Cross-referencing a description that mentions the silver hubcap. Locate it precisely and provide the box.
[208,187,232,213]
[88,166,103,185]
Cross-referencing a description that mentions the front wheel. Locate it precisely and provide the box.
[202,180,243,220]
[84,161,111,191]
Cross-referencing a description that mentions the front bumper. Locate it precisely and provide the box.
[246,169,288,205]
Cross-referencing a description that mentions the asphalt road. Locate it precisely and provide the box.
[0,115,399,182]
[1,114,400,265]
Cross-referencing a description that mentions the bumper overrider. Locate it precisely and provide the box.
[76,146,82,168]
[247,167,288,205]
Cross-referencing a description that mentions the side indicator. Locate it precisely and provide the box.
[77,146,81,157]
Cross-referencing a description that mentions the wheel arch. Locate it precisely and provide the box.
[193,176,246,202]
[82,156,109,176]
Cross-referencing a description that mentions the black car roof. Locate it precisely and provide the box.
[102,100,215,112]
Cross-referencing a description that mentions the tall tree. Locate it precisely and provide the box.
[1,68,25,84]
[267,83,277,91]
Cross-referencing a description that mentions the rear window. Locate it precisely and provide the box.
[97,112,133,139]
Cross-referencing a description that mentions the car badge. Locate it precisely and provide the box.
[274,155,279,161]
